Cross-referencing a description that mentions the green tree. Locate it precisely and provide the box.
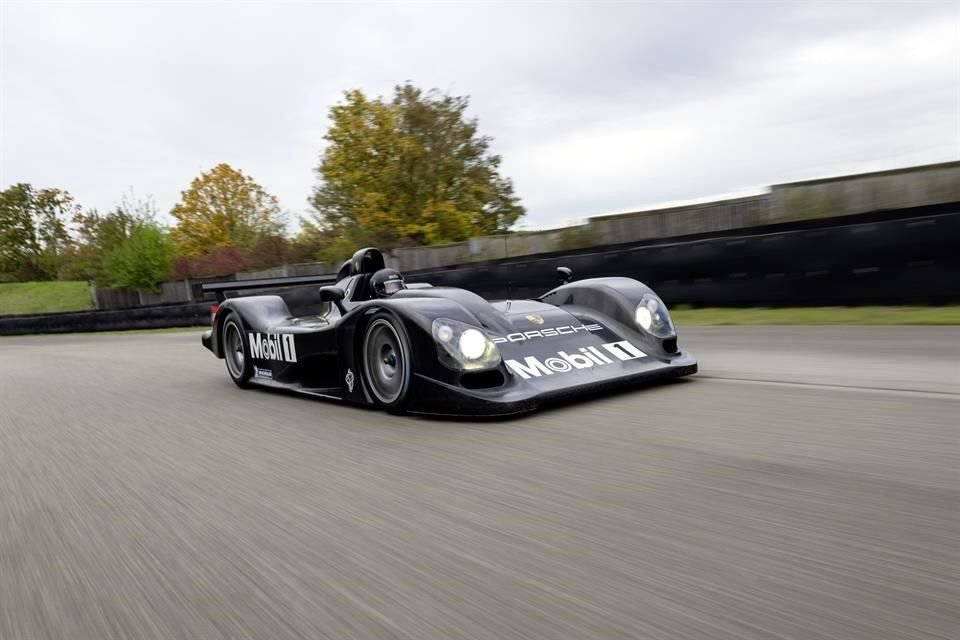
[60,190,157,282]
[308,84,525,254]
[170,163,286,257]
[61,208,135,281]
[0,184,35,276]
[0,184,75,280]
[101,223,174,291]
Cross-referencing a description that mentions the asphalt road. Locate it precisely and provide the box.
[1,327,957,640]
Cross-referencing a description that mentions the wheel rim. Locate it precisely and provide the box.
[364,319,405,404]
[224,322,245,378]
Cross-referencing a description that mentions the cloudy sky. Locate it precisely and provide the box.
[1,1,958,230]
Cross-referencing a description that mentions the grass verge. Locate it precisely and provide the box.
[670,306,960,325]
[0,281,92,315]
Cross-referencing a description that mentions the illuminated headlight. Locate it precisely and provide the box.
[458,329,487,360]
[635,294,675,338]
[432,318,501,370]
[635,305,653,330]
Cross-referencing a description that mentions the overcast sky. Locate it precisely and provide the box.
[2,1,958,230]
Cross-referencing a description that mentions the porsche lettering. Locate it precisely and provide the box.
[248,333,297,363]
[505,341,646,379]
[491,323,602,343]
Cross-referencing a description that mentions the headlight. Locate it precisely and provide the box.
[458,329,487,360]
[436,324,453,343]
[635,294,675,338]
[432,318,501,370]
[635,305,653,330]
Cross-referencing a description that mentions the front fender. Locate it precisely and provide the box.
[541,278,656,325]
[540,277,679,357]
[342,297,497,388]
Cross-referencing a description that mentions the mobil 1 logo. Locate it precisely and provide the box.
[505,340,646,379]
[248,332,297,363]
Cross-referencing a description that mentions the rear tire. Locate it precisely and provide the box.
[221,313,253,388]
[361,312,413,414]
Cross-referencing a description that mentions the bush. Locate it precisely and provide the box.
[101,224,174,292]
[170,246,247,279]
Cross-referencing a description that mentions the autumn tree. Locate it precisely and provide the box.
[170,163,285,257]
[0,184,76,280]
[307,84,525,254]
[169,235,301,279]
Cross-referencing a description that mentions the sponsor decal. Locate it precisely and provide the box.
[525,314,544,325]
[248,332,297,363]
[254,366,273,379]
[505,340,646,379]
[345,368,355,392]
[491,323,602,344]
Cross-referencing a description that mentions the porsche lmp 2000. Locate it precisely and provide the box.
[201,247,697,416]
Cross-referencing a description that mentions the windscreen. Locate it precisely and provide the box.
[383,279,405,295]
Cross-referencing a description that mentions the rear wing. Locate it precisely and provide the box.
[201,275,336,302]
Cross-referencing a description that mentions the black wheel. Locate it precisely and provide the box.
[361,312,413,414]
[221,313,253,388]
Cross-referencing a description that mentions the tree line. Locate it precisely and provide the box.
[0,84,525,290]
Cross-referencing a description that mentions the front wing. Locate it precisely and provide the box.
[406,348,697,416]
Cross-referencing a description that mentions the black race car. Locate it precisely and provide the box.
[201,247,696,416]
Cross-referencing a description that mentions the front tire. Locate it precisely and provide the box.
[221,313,253,388]
[361,312,413,414]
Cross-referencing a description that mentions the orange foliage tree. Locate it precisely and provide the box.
[170,163,285,257]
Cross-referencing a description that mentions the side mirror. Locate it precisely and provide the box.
[557,267,573,284]
[319,285,346,314]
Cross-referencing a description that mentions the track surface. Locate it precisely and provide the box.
[1,327,958,640]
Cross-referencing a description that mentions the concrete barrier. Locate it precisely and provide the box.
[587,195,771,247]
[0,302,212,336]
[772,162,960,221]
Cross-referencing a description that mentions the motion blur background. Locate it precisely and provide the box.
[1,3,959,640]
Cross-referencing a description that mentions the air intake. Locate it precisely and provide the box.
[662,337,678,354]
[461,370,505,389]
